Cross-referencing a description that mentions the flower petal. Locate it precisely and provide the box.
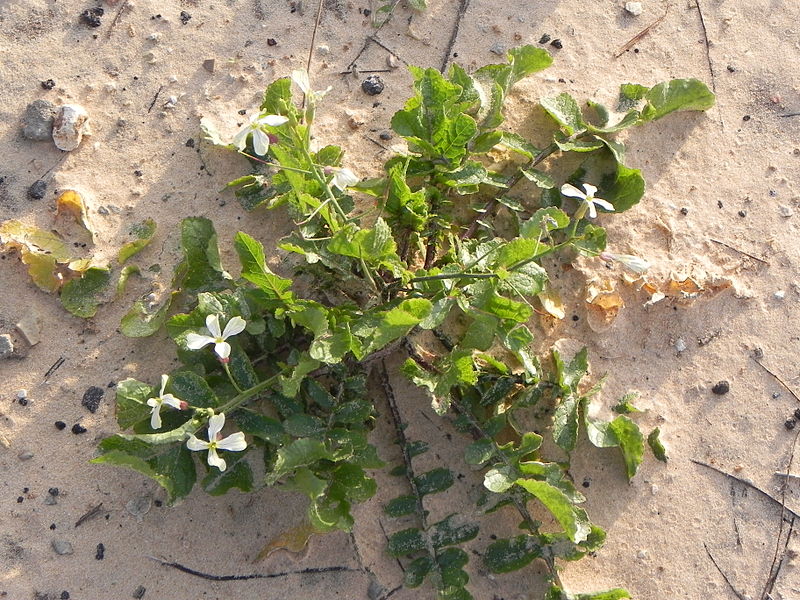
[207,413,225,441]
[252,129,269,156]
[560,183,586,199]
[232,126,250,151]
[217,432,247,452]
[206,314,222,338]
[262,114,290,127]
[150,405,162,430]
[291,70,311,94]
[159,374,169,396]
[592,198,615,212]
[207,447,226,471]
[582,183,598,197]
[222,316,246,339]
[214,341,231,360]
[161,394,183,410]
[186,435,208,452]
[186,333,215,350]
[146,398,159,408]
[586,202,598,219]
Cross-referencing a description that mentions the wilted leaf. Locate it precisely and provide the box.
[56,189,94,241]
[585,279,624,332]
[254,520,319,562]
[116,265,140,297]
[538,284,565,319]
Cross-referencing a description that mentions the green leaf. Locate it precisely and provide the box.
[385,494,417,518]
[519,207,570,239]
[60,267,111,318]
[202,452,253,495]
[388,527,426,556]
[648,427,668,462]
[484,535,543,573]
[498,132,539,159]
[267,437,330,484]
[540,93,586,134]
[430,514,479,549]
[284,414,326,437]
[515,479,591,543]
[260,77,300,120]
[280,354,320,398]
[484,466,515,493]
[118,218,156,264]
[115,378,155,430]
[507,45,553,83]
[356,298,432,355]
[602,163,645,213]
[521,168,555,189]
[585,413,645,479]
[328,218,400,269]
[116,265,140,297]
[553,394,580,452]
[415,467,454,496]
[546,587,631,600]
[641,78,715,122]
[612,393,640,414]
[168,370,218,408]
[385,164,429,231]
[464,439,495,466]
[331,399,373,424]
[404,556,434,587]
[234,232,294,301]
[572,224,607,256]
[235,408,284,443]
[92,436,196,504]
[181,217,229,292]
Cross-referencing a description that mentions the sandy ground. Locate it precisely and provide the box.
[1,0,800,598]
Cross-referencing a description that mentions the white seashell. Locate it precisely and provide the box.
[52,104,91,151]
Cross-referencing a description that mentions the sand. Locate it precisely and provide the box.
[1,0,799,598]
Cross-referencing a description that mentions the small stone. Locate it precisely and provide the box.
[625,2,644,16]
[132,586,146,599]
[489,42,506,56]
[48,487,59,496]
[712,380,730,395]
[379,131,392,141]
[95,543,105,560]
[267,38,277,46]
[550,38,563,49]
[386,54,399,69]
[774,290,786,300]
[61,593,70,600]
[18,450,34,460]
[674,338,687,353]
[16,389,27,401]
[786,418,797,431]
[41,79,56,90]
[80,7,104,27]
[81,386,105,413]
[163,95,178,108]
[726,65,736,73]
[97,206,109,216]
[0,334,13,358]
[52,104,91,152]
[316,44,330,56]
[54,421,67,430]
[538,33,551,44]
[779,205,794,217]
[636,549,649,559]
[202,59,216,73]
[126,496,152,522]
[179,11,191,24]
[15,311,42,345]
[361,75,385,96]
[28,179,48,200]
[71,424,87,435]
[680,207,689,215]
[52,540,74,555]
[22,99,56,141]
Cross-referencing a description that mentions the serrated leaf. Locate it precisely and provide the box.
[519,207,570,239]
[553,394,580,452]
[118,218,156,264]
[168,370,218,408]
[516,479,591,543]
[267,437,331,484]
[540,93,586,134]
[260,77,300,120]
[202,451,253,495]
[60,266,111,318]
[92,436,196,504]
[648,427,668,462]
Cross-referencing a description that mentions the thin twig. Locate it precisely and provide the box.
[614,4,669,58]
[43,356,66,379]
[74,502,105,528]
[779,112,800,118]
[346,0,403,71]
[693,0,717,93]
[690,460,800,520]
[106,0,130,39]
[760,428,800,600]
[704,543,748,600]
[147,556,360,581]
[306,0,324,75]
[440,0,471,72]
[751,358,800,404]
[710,238,769,265]
[147,85,164,113]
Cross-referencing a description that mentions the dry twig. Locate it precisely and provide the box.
[614,4,670,58]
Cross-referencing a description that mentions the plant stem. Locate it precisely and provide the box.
[222,362,244,394]
[217,372,282,415]
[237,152,313,175]
[410,272,497,283]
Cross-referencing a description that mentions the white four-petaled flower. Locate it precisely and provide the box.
[186,412,247,472]
[290,69,332,104]
[560,183,614,219]
[325,166,359,191]
[233,113,289,156]
[186,314,246,361]
[146,374,185,429]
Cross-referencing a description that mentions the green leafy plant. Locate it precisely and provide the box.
[97,50,711,597]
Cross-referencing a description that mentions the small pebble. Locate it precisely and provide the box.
[80,7,104,27]
[48,487,59,496]
[95,543,105,560]
[179,11,191,24]
[18,450,34,460]
[51,540,74,555]
[133,585,147,599]
[539,33,551,44]
[61,593,70,600]
[0,334,13,358]
[779,205,794,217]
[786,418,797,431]
[267,38,277,46]
[636,549,649,559]
[625,1,644,16]
[28,179,48,200]
[550,39,563,49]
[52,104,91,152]
[674,338,687,353]
[16,389,28,401]
[126,495,152,522]
[55,421,67,430]
[738,210,747,217]
[361,75,385,96]
[82,387,104,413]
[71,424,87,435]
[41,79,56,90]
[386,54,399,69]
[97,206,110,216]
[726,65,736,73]
[712,380,730,395]
[379,131,392,141]
[316,44,330,56]
[743,115,751,121]
[489,42,506,56]
[202,59,215,73]
[680,207,689,215]
[774,290,786,300]
[22,99,56,141]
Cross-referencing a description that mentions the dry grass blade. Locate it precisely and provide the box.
[615,4,670,58]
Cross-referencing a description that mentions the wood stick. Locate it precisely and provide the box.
[614,4,669,58]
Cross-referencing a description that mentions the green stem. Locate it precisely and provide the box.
[222,362,244,394]
[217,372,283,415]
[237,152,313,175]
[410,272,498,283]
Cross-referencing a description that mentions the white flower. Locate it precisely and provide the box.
[600,252,650,274]
[146,374,185,429]
[291,69,332,103]
[560,183,614,218]
[186,413,247,472]
[232,113,289,156]
[325,166,359,191]
[186,314,246,361]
